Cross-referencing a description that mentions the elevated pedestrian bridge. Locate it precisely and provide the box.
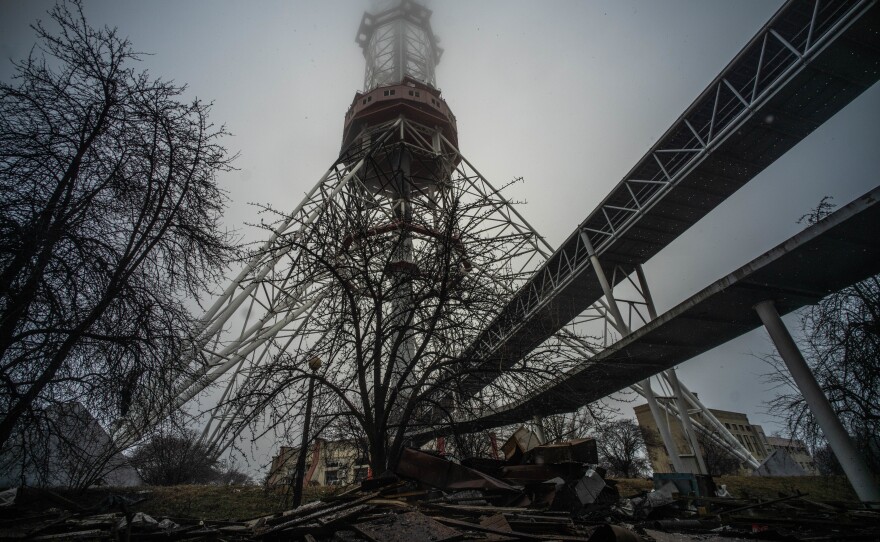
[455,0,880,398]
[412,186,880,438]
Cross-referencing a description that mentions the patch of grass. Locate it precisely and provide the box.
[133,485,281,521]
[715,475,856,502]
[611,477,653,497]
[51,484,345,522]
[610,475,857,502]
[49,476,858,522]
[130,484,351,521]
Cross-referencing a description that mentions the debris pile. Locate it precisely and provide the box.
[2,432,879,541]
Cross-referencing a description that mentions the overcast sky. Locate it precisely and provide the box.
[2,1,878,469]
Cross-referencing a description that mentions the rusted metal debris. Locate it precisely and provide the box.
[395,447,521,495]
[2,438,878,541]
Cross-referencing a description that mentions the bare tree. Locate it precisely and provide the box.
[542,403,621,444]
[447,431,493,460]
[214,137,588,475]
[0,0,235,470]
[214,462,254,486]
[130,429,219,486]
[812,444,844,476]
[594,419,650,478]
[696,429,742,476]
[763,197,880,476]
[0,401,141,488]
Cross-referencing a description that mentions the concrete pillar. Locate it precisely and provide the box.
[633,264,687,473]
[581,232,627,333]
[667,369,708,474]
[754,300,880,503]
[642,378,687,473]
[635,265,658,321]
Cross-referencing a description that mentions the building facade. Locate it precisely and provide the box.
[267,438,370,489]
[765,436,820,475]
[0,402,141,488]
[634,400,772,475]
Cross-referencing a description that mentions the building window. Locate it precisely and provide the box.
[362,98,367,105]
[383,90,389,96]
[724,423,730,429]
[408,90,414,96]
[389,89,395,95]
[415,91,420,97]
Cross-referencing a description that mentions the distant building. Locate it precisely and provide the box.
[765,436,820,475]
[634,400,772,474]
[0,402,141,488]
[755,449,808,476]
[267,438,370,489]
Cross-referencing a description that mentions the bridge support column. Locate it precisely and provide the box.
[635,265,694,473]
[581,232,627,334]
[667,369,708,475]
[642,378,686,473]
[755,300,880,503]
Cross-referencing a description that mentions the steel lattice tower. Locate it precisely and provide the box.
[115,2,774,477]
[116,0,570,455]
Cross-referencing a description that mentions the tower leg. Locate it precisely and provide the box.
[754,300,879,503]
[642,378,686,473]
[634,264,690,473]
[667,368,707,474]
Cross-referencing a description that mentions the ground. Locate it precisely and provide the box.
[613,475,857,502]
[46,476,858,521]
[48,484,341,521]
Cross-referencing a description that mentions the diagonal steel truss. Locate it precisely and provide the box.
[457,0,877,390]
[110,1,873,472]
[116,115,596,455]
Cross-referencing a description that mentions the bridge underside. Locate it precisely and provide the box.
[457,0,880,397]
[411,186,880,438]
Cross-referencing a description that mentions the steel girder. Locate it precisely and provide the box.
[452,0,879,400]
[116,114,600,456]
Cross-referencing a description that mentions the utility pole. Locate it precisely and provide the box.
[292,356,322,508]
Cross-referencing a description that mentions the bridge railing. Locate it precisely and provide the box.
[456,0,876,397]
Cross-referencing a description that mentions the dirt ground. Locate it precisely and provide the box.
[50,484,339,521]
[50,475,858,522]
[613,475,858,502]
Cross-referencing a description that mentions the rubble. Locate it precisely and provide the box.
[754,449,808,477]
[1,435,878,541]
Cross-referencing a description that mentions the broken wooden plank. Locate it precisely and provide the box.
[258,492,380,536]
[317,503,374,527]
[480,514,518,541]
[719,493,806,516]
[433,515,591,541]
[31,529,105,540]
[354,511,461,542]
[423,503,550,516]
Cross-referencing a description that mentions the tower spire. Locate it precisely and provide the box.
[342,1,455,153]
[356,0,442,91]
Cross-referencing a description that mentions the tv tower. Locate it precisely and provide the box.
[120,0,562,456]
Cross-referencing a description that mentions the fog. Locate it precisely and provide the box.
[2,0,878,473]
